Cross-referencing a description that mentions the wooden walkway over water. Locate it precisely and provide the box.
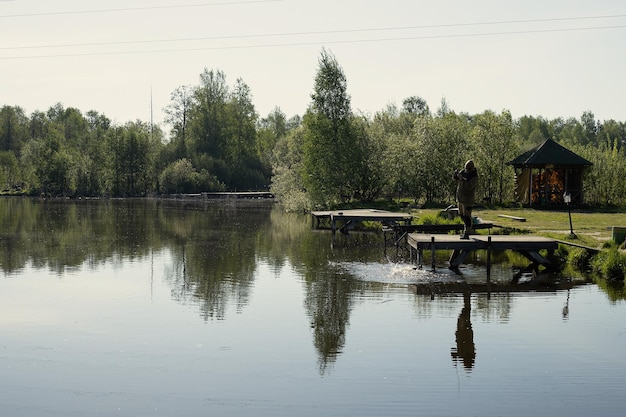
[311,209,412,235]
[162,191,274,199]
[407,233,559,278]
[384,222,495,247]
[308,208,596,287]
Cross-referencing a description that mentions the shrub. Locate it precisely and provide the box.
[419,212,459,226]
[159,158,224,194]
[567,247,594,272]
[591,247,626,282]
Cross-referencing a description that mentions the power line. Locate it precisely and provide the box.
[2,13,626,51]
[0,0,282,18]
[2,23,625,60]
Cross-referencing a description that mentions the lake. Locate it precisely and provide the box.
[1,198,625,417]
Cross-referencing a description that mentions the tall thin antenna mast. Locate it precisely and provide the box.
[150,86,154,140]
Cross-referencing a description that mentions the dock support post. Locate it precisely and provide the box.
[486,236,492,282]
[330,215,336,249]
[430,236,436,272]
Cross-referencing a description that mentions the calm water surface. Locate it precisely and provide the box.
[1,198,626,417]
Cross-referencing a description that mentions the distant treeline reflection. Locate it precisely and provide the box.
[1,197,618,374]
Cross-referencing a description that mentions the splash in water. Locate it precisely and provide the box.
[332,261,465,285]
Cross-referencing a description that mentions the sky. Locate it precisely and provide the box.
[2,0,625,130]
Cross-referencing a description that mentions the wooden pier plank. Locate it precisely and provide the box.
[389,222,493,234]
[406,233,558,275]
[497,214,526,222]
[407,234,557,251]
[311,209,412,235]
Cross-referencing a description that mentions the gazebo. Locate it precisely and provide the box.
[508,139,592,206]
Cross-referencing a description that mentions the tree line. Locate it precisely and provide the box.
[1,49,626,207]
[272,49,626,210]
[0,69,283,197]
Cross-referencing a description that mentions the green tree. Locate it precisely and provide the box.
[557,117,586,147]
[402,95,430,117]
[60,107,89,149]
[0,105,29,154]
[469,110,517,204]
[76,111,111,196]
[225,78,257,164]
[163,68,274,191]
[597,119,626,154]
[0,151,20,191]
[29,111,48,140]
[164,85,193,160]
[419,111,471,203]
[18,104,112,197]
[159,158,224,194]
[270,127,309,211]
[302,49,372,206]
[371,100,437,202]
[257,107,287,171]
[189,68,229,159]
[516,115,552,148]
[106,122,156,196]
[370,109,421,200]
[573,139,626,205]
[20,122,76,196]
[347,116,387,201]
[384,133,423,201]
[581,111,598,145]
[224,78,266,189]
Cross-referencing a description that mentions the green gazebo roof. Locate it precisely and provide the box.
[508,139,593,168]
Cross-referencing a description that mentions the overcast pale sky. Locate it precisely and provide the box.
[2,0,625,128]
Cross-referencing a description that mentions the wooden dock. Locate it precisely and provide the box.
[383,222,495,247]
[311,209,412,235]
[407,233,559,278]
[162,191,274,199]
[203,191,274,199]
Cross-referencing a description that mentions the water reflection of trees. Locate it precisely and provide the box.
[0,199,164,274]
[151,200,270,320]
[3,198,616,376]
[0,198,366,373]
[594,276,626,302]
[303,268,358,374]
[0,198,270,321]
[258,209,365,373]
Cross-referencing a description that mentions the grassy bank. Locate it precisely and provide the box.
[408,206,626,281]
[410,207,626,248]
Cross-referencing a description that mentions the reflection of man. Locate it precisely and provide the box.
[451,292,475,370]
[453,160,478,239]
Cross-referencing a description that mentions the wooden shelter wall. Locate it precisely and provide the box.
[514,166,585,206]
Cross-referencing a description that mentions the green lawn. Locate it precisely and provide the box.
[409,207,626,249]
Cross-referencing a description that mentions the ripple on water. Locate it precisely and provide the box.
[332,261,466,285]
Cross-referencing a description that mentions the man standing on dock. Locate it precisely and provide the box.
[453,160,479,239]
